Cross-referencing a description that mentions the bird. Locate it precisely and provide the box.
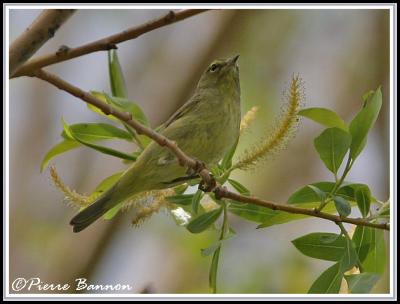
[70,55,241,232]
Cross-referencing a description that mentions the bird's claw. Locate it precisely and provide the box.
[199,177,217,193]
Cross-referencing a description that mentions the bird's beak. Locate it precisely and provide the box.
[228,54,240,66]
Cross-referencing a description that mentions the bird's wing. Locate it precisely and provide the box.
[157,94,201,131]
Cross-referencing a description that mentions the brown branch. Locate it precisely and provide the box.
[214,188,389,230]
[32,69,389,231]
[9,9,76,77]
[11,9,209,78]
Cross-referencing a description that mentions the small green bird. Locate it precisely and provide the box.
[70,55,241,232]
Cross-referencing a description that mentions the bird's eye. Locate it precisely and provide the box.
[210,64,219,72]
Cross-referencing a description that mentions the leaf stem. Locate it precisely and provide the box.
[317,155,353,212]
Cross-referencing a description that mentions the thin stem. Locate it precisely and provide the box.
[317,155,353,212]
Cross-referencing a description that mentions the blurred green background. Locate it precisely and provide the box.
[9,9,390,294]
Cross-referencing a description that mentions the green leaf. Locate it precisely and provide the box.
[108,49,128,98]
[288,182,366,205]
[292,233,346,261]
[307,184,327,204]
[314,127,352,174]
[340,237,358,272]
[355,185,371,217]
[186,207,223,234]
[106,94,150,127]
[333,196,352,217]
[362,228,386,274]
[228,201,277,223]
[344,273,380,294]
[192,190,203,214]
[40,139,80,172]
[89,91,150,127]
[87,91,119,122]
[349,87,382,159]
[165,194,195,206]
[228,179,251,196]
[288,182,336,204]
[308,263,343,294]
[41,122,134,172]
[298,107,348,131]
[362,90,375,103]
[352,225,373,263]
[209,245,221,293]
[61,122,132,142]
[62,118,137,161]
[89,171,123,200]
[320,233,341,244]
[221,139,238,170]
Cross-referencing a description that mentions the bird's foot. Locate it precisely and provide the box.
[199,176,217,193]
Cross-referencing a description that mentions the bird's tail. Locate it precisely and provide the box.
[70,186,117,233]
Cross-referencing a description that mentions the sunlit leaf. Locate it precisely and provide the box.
[40,139,80,172]
[62,118,137,161]
[108,49,128,98]
[298,107,348,131]
[349,87,382,159]
[61,122,132,142]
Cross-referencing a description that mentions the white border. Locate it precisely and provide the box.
[4,3,396,300]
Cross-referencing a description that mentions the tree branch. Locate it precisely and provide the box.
[11,9,209,78]
[32,69,389,231]
[9,9,76,77]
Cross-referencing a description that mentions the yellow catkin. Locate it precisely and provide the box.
[240,106,259,134]
[233,75,304,171]
[50,165,175,225]
[130,188,175,226]
[49,165,91,208]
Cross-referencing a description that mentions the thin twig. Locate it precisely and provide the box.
[12,9,209,78]
[33,69,389,231]
[9,9,76,77]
